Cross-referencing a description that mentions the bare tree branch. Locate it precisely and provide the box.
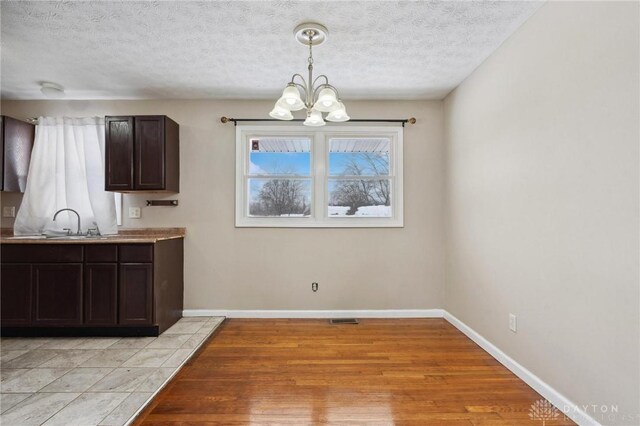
[330,153,390,215]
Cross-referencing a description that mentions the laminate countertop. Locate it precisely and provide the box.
[0,228,185,244]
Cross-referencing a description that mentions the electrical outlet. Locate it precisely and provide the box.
[2,206,15,218]
[129,207,141,219]
[509,314,517,333]
[311,282,318,292]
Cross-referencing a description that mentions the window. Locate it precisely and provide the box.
[236,126,403,227]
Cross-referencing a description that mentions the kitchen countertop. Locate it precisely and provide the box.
[0,227,186,244]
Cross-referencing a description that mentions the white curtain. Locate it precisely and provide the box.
[14,117,117,235]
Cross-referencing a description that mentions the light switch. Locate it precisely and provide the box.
[129,207,141,219]
[2,206,16,218]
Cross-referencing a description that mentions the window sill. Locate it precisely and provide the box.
[235,217,404,228]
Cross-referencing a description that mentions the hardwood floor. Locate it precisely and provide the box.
[133,318,575,425]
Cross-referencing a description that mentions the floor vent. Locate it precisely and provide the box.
[330,318,359,325]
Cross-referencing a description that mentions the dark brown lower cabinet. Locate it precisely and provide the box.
[0,264,32,325]
[33,264,83,325]
[84,263,118,325]
[0,239,183,336]
[119,263,153,325]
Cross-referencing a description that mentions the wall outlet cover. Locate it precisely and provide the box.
[129,207,141,219]
[2,206,16,218]
[509,313,517,333]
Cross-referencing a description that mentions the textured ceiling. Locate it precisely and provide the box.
[1,1,543,100]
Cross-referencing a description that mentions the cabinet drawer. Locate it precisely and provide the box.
[119,244,153,262]
[85,245,118,262]
[2,244,83,263]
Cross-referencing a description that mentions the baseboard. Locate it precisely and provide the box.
[183,309,444,319]
[443,312,600,426]
[182,307,599,425]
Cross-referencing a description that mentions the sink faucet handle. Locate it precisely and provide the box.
[62,228,72,236]
[87,228,100,236]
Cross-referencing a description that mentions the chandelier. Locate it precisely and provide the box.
[270,23,350,126]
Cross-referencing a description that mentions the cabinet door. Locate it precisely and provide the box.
[1,264,32,325]
[134,116,165,190]
[105,116,134,191]
[2,116,35,192]
[119,263,153,325]
[0,116,3,191]
[84,263,117,325]
[33,264,83,325]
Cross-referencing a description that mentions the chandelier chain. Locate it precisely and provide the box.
[307,33,314,65]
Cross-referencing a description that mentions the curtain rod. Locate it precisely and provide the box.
[220,116,416,127]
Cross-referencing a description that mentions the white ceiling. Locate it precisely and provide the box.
[1,1,543,101]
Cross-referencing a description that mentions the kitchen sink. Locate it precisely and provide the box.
[4,235,48,240]
[46,235,94,240]
[45,235,118,240]
[5,235,117,240]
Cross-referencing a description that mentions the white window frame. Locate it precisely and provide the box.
[235,125,403,228]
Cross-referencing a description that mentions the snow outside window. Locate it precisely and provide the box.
[236,126,403,228]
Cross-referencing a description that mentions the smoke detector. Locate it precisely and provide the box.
[40,82,65,98]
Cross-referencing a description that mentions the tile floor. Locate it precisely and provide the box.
[0,316,224,426]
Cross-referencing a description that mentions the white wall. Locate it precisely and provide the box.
[1,99,445,312]
[444,2,639,424]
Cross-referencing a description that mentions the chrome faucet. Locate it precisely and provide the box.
[53,208,81,236]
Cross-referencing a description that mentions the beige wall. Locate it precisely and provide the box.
[444,2,639,423]
[2,2,638,420]
[0,100,445,311]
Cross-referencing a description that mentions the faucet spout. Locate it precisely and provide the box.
[53,208,81,236]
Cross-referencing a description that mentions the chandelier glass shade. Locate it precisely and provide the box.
[270,23,349,126]
[275,84,305,111]
[303,109,325,127]
[325,101,350,122]
[268,104,294,120]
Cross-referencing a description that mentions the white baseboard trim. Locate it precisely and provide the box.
[443,311,600,426]
[182,308,598,426]
[183,309,444,319]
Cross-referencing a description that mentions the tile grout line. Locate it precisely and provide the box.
[0,317,225,425]
[36,366,117,394]
[122,319,224,426]
[32,391,84,426]
[97,326,215,424]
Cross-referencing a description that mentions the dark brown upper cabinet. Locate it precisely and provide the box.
[105,116,134,191]
[1,116,35,192]
[105,115,179,192]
